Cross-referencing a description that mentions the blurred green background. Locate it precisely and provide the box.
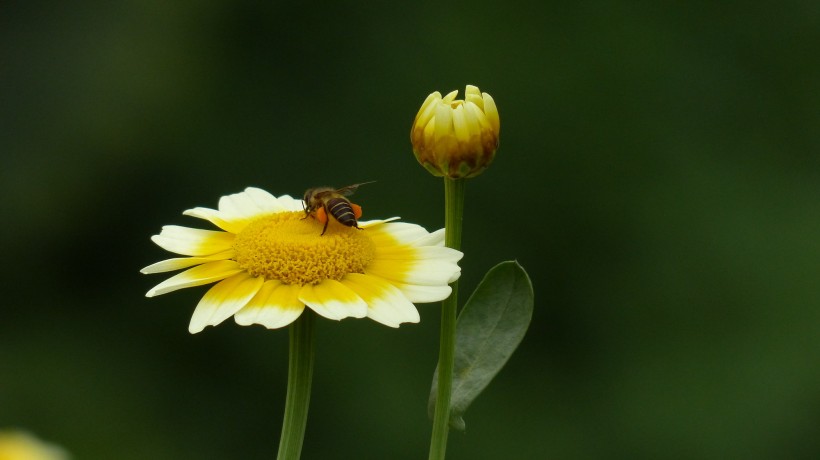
[2,1,819,459]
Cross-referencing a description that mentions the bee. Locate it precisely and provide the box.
[303,182,374,235]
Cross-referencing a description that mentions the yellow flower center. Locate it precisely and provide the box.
[232,211,375,285]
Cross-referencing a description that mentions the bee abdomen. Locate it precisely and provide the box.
[327,198,358,227]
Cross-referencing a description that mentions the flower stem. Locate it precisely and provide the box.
[429,177,466,460]
[277,310,316,460]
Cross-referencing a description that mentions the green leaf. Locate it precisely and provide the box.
[428,260,534,431]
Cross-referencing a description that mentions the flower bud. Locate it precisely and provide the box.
[410,85,500,179]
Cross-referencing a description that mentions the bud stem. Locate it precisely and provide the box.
[277,310,316,460]
[429,177,466,460]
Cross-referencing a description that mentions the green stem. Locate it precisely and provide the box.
[277,311,316,460]
[429,177,466,460]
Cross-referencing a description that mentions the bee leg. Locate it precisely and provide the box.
[318,205,331,235]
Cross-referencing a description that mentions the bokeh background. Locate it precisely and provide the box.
[2,1,819,459]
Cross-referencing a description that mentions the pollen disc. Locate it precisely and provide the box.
[232,211,375,285]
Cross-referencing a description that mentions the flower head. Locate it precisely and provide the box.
[142,188,462,333]
[410,85,500,179]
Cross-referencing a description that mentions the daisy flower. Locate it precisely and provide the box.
[141,187,462,333]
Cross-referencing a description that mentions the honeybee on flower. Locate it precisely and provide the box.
[302,182,373,235]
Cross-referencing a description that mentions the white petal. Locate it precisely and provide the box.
[366,259,461,286]
[448,268,461,284]
[183,207,245,233]
[358,217,401,229]
[188,272,265,333]
[389,280,453,303]
[140,250,235,274]
[234,281,305,329]
[411,228,445,246]
[145,260,243,297]
[341,274,419,327]
[218,188,278,221]
[244,187,287,211]
[275,194,305,212]
[298,280,367,321]
[367,222,430,246]
[151,225,234,256]
[376,246,463,264]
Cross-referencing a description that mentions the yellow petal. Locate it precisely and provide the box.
[357,217,401,229]
[0,431,68,460]
[298,280,367,320]
[463,101,484,138]
[341,273,419,327]
[451,104,470,144]
[389,279,452,303]
[376,245,462,264]
[366,222,430,246]
[482,92,500,133]
[434,101,454,144]
[188,272,265,333]
[151,225,234,256]
[413,92,441,130]
[234,281,305,329]
[140,250,235,274]
[183,207,247,234]
[366,257,461,286]
[145,260,243,297]
[466,91,484,112]
[423,116,436,145]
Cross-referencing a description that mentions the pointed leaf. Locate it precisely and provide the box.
[428,260,534,430]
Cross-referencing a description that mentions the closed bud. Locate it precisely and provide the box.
[410,85,500,179]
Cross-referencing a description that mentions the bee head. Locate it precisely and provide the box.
[303,189,314,209]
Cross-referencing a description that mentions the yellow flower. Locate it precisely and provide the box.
[0,431,68,460]
[142,188,462,333]
[410,85,500,178]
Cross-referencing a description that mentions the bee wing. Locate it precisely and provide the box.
[335,181,376,196]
